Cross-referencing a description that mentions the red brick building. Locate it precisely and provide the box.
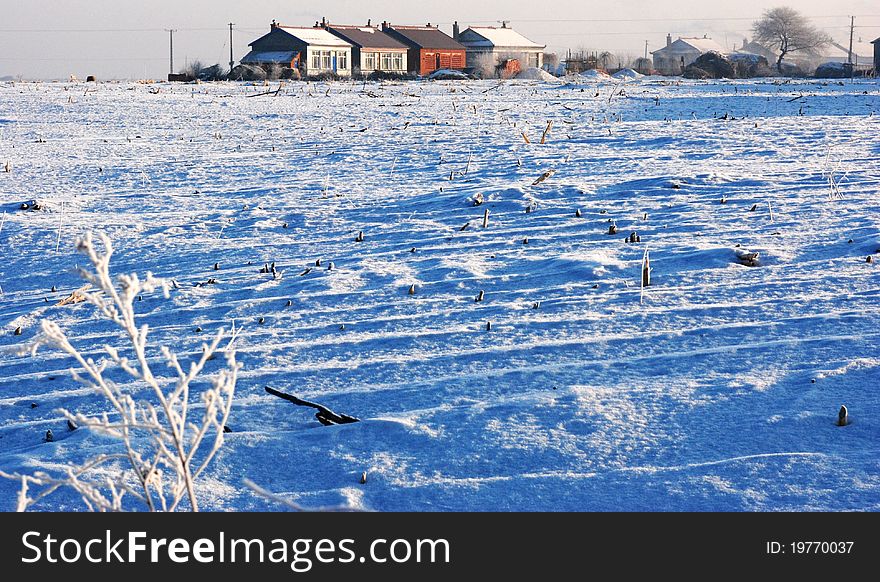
[381,23,466,76]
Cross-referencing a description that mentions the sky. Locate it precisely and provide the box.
[0,0,877,79]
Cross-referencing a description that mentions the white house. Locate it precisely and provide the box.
[242,23,353,77]
[651,35,727,75]
[453,22,544,72]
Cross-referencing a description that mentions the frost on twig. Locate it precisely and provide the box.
[3,232,240,512]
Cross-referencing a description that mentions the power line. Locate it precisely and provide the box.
[0,15,877,33]
[0,27,242,33]
[542,26,876,36]
[0,57,167,61]
[436,14,880,24]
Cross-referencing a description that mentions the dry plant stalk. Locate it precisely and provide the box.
[0,232,240,512]
[532,169,555,186]
[540,121,552,144]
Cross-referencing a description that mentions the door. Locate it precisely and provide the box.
[332,54,337,72]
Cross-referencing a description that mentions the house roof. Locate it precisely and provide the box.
[384,25,465,50]
[737,41,776,56]
[326,26,408,50]
[681,37,727,53]
[241,51,297,64]
[652,37,726,55]
[458,27,544,49]
[825,41,874,61]
[276,26,352,47]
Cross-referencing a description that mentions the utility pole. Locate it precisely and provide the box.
[229,23,235,72]
[166,29,177,74]
[644,40,648,60]
[845,16,855,78]
[847,16,854,64]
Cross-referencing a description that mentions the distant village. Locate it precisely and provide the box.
[167,16,879,82]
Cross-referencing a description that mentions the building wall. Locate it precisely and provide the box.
[417,49,466,75]
[359,49,408,73]
[304,45,352,76]
[652,48,701,75]
[465,48,542,70]
[875,42,879,73]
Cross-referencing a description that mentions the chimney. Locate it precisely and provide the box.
[666,33,672,48]
[502,21,508,29]
[453,21,460,40]
[367,18,371,27]
[271,20,277,30]
[321,17,327,28]
[427,22,431,27]
[381,21,389,31]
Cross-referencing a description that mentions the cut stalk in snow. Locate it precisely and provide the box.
[540,120,552,144]
[264,386,359,426]
[55,201,65,253]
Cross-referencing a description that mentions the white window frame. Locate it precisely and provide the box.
[364,52,376,70]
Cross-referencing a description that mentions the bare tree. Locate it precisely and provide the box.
[598,51,613,70]
[752,6,832,73]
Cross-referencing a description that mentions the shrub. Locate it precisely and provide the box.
[0,233,239,511]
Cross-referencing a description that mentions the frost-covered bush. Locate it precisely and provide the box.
[310,71,341,82]
[0,233,239,511]
[198,64,226,81]
[229,64,267,81]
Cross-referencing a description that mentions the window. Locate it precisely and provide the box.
[337,51,347,70]
[381,52,392,70]
[311,50,321,70]
[364,52,376,70]
[321,51,332,70]
[392,52,403,71]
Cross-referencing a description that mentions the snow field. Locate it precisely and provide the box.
[0,77,878,510]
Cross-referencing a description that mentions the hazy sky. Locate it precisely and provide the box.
[0,0,877,79]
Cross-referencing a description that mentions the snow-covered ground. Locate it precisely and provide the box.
[0,77,878,511]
